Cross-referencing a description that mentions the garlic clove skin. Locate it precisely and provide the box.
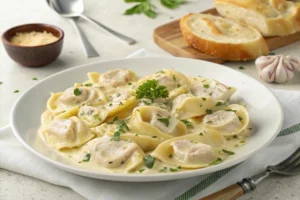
[255,55,300,84]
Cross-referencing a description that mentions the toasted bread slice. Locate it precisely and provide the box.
[180,13,269,61]
[215,0,300,36]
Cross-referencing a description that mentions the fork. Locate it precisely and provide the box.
[201,147,300,200]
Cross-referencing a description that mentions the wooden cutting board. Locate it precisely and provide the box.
[154,8,300,64]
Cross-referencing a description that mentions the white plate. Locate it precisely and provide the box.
[10,57,283,182]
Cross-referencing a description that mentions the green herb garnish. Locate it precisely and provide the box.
[158,118,169,127]
[128,82,132,85]
[124,0,157,19]
[180,120,193,129]
[136,79,169,102]
[160,0,185,9]
[159,167,168,172]
[0,81,3,84]
[84,83,92,87]
[238,116,243,121]
[203,84,209,88]
[215,102,226,106]
[239,66,245,70]
[93,115,101,121]
[169,166,181,172]
[269,52,275,55]
[202,97,206,101]
[143,100,151,105]
[199,132,204,136]
[225,109,236,113]
[13,90,19,93]
[139,169,145,173]
[210,158,222,165]
[206,109,213,114]
[144,155,156,169]
[168,154,173,158]
[32,77,38,80]
[74,88,81,96]
[111,120,130,141]
[222,149,235,155]
[82,153,91,162]
[152,136,157,138]
[116,93,121,97]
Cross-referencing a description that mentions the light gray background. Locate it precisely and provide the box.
[0,0,300,199]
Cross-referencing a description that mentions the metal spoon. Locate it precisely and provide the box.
[51,0,136,45]
[47,0,99,57]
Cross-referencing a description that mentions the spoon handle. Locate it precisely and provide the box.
[80,14,136,45]
[69,18,99,57]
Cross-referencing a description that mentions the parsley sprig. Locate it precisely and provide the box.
[136,79,169,102]
[124,0,185,19]
[144,155,156,169]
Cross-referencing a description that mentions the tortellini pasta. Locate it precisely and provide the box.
[151,130,225,168]
[38,68,251,174]
[40,116,94,150]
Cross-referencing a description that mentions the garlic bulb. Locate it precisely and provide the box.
[255,55,300,83]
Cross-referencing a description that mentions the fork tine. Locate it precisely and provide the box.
[269,147,300,170]
[282,155,300,172]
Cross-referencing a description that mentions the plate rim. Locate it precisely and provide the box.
[10,56,284,182]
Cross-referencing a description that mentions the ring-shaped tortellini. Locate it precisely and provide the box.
[172,94,216,119]
[97,69,137,88]
[92,123,161,152]
[151,131,225,168]
[40,116,94,150]
[190,78,236,101]
[78,105,108,127]
[47,87,107,114]
[130,106,188,140]
[202,104,249,137]
[82,136,144,172]
[137,69,191,99]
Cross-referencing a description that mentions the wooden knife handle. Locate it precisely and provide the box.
[200,184,245,200]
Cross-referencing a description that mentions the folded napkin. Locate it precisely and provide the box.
[1,49,300,200]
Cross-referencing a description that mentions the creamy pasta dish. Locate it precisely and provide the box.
[38,69,250,174]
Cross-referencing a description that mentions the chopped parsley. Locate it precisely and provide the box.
[152,136,157,138]
[32,77,38,80]
[199,132,204,136]
[128,82,132,85]
[74,88,81,96]
[82,153,91,162]
[203,84,209,88]
[139,169,145,173]
[0,81,3,84]
[222,149,235,155]
[206,121,213,124]
[169,166,181,172]
[210,158,222,165]
[180,120,193,129]
[13,90,19,93]
[172,75,176,81]
[116,93,121,97]
[136,79,169,102]
[225,109,236,113]
[168,154,173,158]
[248,128,253,130]
[158,118,169,127]
[238,116,243,121]
[269,52,275,55]
[239,66,245,70]
[202,97,206,101]
[206,109,213,114]
[177,84,181,88]
[159,167,168,172]
[84,83,92,87]
[215,102,226,106]
[144,155,156,169]
[200,105,203,107]
[111,120,129,141]
[240,140,246,143]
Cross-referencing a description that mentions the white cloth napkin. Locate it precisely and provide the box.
[1,49,300,200]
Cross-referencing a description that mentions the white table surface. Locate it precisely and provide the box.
[1,0,300,199]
